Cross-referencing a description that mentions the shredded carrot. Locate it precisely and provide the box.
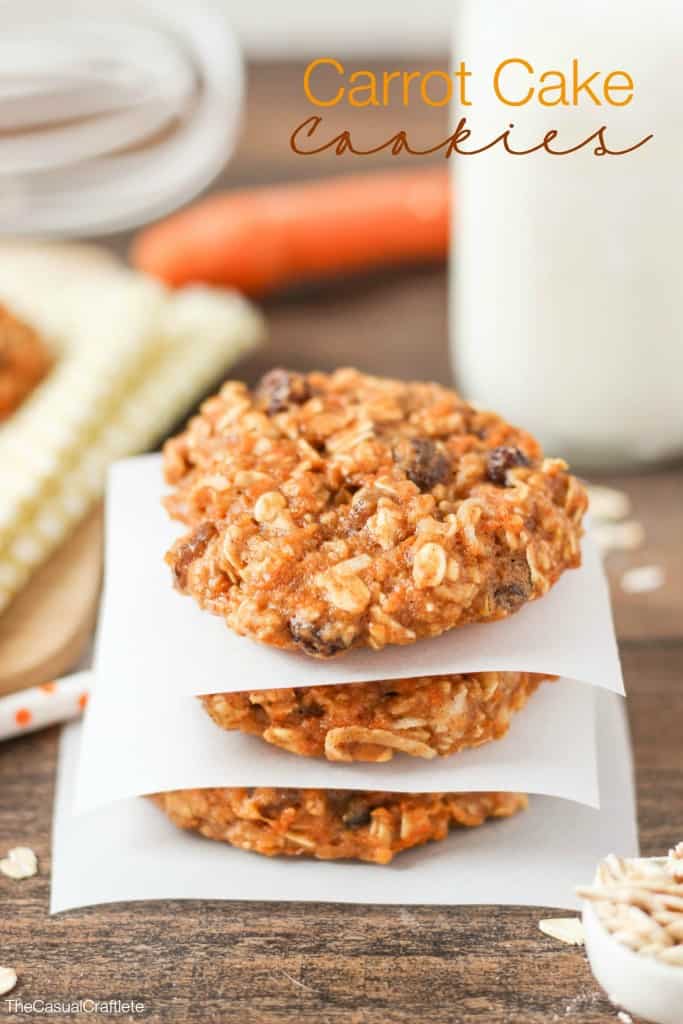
[131,167,449,296]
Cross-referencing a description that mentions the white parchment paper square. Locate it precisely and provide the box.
[74,675,599,812]
[97,456,624,698]
[51,691,637,914]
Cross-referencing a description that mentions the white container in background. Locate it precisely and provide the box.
[451,0,683,470]
[0,0,243,236]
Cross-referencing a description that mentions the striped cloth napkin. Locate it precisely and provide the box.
[0,243,265,614]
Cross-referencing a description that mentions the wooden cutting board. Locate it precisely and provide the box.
[0,505,103,697]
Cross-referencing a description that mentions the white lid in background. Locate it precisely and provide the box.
[0,0,243,236]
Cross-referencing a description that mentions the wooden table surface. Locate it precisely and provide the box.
[1,61,682,1024]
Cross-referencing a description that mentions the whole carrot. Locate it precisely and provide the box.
[131,167,449,296]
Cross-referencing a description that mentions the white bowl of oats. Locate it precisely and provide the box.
[579,848,683,1024]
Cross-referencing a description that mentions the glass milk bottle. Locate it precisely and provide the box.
[451,0,683,470]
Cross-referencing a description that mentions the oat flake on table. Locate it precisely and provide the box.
[592,520,645,556]
[620,565,665,595]
[0,967,17,996]
[538,918,585,945]
[0,846,38,880]
[585,485,631,522]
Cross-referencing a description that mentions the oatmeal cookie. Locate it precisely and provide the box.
[151,787,527,864]
[201,671,549,762]
[0,304,52,421]
[163,368,587,656]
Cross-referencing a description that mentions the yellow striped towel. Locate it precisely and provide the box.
[0,243,265,613]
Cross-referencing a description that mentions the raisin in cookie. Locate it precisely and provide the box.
[201,671,549,762]
[151,787,527,864]
[163,368,587,656]
[0,304,52,421]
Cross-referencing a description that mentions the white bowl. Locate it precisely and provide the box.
[583,900,683,1024]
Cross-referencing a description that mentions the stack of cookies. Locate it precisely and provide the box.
[152,368,588,865]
